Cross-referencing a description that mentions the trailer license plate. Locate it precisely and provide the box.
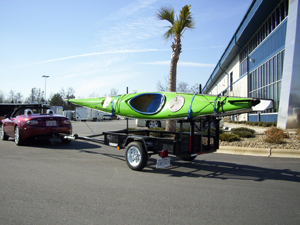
[156,157,170,168]
[46,120,57,126]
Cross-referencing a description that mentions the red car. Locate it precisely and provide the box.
[1,106,72,145]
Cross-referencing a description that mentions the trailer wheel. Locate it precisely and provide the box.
[179,155,197,161]
[125,141,148,171]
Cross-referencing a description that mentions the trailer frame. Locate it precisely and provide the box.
[64,117,220,171]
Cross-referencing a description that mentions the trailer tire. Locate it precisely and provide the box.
[179,155,197,161]
[125,141,148,171]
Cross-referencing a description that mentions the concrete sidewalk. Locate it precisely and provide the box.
[218,122,300,158]
[217,146,300,158]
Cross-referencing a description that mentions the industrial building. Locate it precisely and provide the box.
[202,0,299,129]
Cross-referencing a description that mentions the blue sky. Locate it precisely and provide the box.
[0,0,252,100]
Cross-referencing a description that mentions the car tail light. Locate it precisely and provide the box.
[61,119,71,125]
[26,120,39,125]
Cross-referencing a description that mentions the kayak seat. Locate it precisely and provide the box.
[129,93,165,115]
[147,99,161,113]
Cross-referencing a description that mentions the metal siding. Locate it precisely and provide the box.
[249,114,259,122]
[249,20,287,72]
[261,114,278,122]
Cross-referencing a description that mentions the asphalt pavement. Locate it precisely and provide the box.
[0,120,300,225]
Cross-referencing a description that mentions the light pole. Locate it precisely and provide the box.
[42,75,50,103]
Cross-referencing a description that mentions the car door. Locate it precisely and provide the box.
[5,108,22,137]
[3,117,15,137]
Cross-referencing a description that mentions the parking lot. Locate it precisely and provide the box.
[1,120,300,225]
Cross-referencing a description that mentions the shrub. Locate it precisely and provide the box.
[264,122,274,127]
[234,130,255,138]
[232,127,255,134]
[220,133,240,142]
[264,127,289,144]
[231,127,255,138]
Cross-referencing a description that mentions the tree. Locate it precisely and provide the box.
[26,88,44,103]
[15,92,23,103]
[110,88,118,96]
[0,91,6,103]
[157,4,195,131]
[50,87,76,110]
[156,75,199,93]
[8,90,15,103]
[50,93,64,106]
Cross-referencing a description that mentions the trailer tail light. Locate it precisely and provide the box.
[159,150,168,158]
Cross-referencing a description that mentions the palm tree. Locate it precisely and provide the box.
[157,4,195,131]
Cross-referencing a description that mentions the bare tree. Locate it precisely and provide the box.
[177,82,189,93]
[15,92,23,103]
[26,88,44,103]
[8,90,15,103]
[0,91,6,103]
[110,88,119,96]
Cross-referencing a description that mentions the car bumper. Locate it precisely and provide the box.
[20,126,72,140]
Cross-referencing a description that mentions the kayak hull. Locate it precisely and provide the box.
[67,92,273,120]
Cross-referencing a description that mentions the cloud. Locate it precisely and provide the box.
[141,61,215,67]
[24,49,168,66]
[110,0,159,19]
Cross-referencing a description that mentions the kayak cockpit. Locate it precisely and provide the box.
[129,93,165,115]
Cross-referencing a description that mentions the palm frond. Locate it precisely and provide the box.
[156,6,175,24]
[158,4,195,41]
[162,27,175,42]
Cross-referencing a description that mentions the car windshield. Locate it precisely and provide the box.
[12,107,49,117]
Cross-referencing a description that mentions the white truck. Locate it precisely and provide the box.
[75,107,104,121]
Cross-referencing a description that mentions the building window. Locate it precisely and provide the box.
[230,72,233,92]
[248,51,284,113]
[239,0,288,63]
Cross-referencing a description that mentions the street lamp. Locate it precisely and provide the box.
[42,75,50,103]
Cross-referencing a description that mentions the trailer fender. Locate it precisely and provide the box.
[124,136,148,151]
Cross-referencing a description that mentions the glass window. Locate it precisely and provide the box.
[278,82,281,100]
[278,53,282,80]
[230,72,233,91]
[270,59,273,83]
[270,84,274,100]
[274,56,278,81]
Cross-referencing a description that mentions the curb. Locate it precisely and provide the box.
[217,146,300,158]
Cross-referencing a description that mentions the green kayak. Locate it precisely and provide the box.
[67,92,273,120]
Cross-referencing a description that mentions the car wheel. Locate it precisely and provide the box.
[146,120,161,128]
[14,126,24,146]
[1,125,9,140]
[125,141,148,171]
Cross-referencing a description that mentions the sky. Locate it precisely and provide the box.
[0,0,252,100]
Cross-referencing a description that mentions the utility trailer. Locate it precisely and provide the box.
[64,117,220,171]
